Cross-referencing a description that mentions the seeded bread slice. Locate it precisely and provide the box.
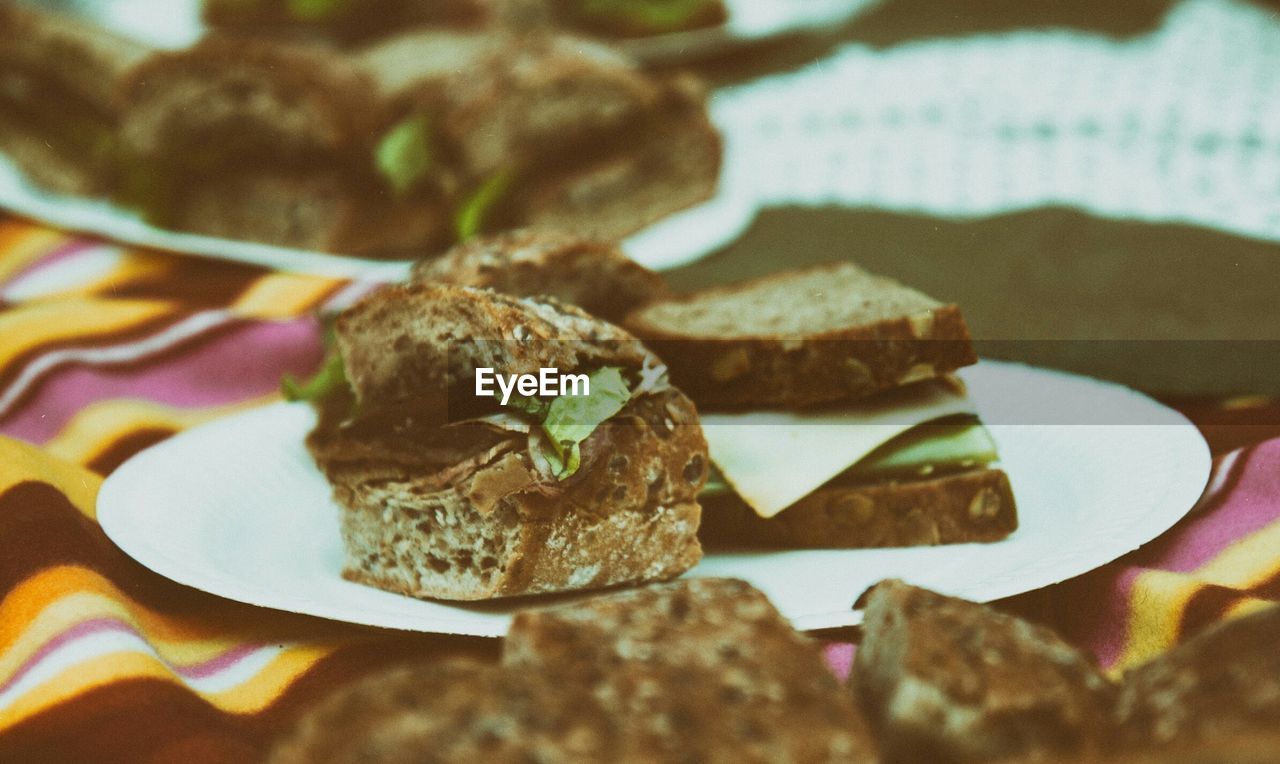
[855,579,1117,763]
[625,262,978,409]
[269,658,622,764]
[700,467,1017,549]
[314,387,707,600]
[504,578,879,762]
[1115,603,1280,752]
[335,282,653,414]
[410,229,668,321]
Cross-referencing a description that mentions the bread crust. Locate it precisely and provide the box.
[855,579,1117,762]
[318,388,707,600]
[268,658,623,763]
[625,263,978,409]
[1115,604,1280,751]
[700,468,1017,549]
[504,578,878,761]
[336,282,654,412]
[410,229,668,321]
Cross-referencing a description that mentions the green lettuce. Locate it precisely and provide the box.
[375,114,433,198]
[287,0,354,22]
[281,323,350,405]
[507,367,631,480]
[454,169,515,242]
[577,0,716,32]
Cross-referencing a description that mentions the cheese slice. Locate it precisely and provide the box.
[701,379,977,518]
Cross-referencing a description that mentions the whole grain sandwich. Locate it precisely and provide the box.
[295,282,709,600]
[358,27,721,243]
[0,3,150,196]
[624,262,1019,549]
[113,26,720,257]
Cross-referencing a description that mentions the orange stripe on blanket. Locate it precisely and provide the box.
[0,641,335,729]
[232,273,345,320]
[0,566,357,665]
[0,223,68,283]
[0,438,100,518]
[43,395,280,469]
[1111,570,1203,674]
[0,298,177,371]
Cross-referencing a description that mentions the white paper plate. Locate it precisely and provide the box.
[97,360,1210,636]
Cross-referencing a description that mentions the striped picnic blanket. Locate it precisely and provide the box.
[0,215,1277,762]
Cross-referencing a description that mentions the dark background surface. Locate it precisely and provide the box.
[665,0,1280,395]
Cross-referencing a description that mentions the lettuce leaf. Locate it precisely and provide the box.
[281,322,351,405]
[577,0,715,32]
[506,367,631,480]
[375,114,433,198]
[454,169,515,241]
[287,0,354,22]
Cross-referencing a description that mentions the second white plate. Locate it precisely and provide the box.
[97,360,1210,636]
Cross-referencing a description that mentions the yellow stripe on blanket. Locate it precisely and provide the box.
[0,222,67,283]
[232,272,344,320]
[1111,569,1203,674]
[0,298,176,371]
[0,642,336,728]
[0,568,346,728]
[1111,521,1280,673]
[43,395,280,469]
[0,437,100,518]
[1195,520,1280,589]
[0,566,356,671]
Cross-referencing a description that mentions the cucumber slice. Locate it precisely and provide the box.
[852,418,999,479]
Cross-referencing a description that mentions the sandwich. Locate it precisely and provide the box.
[410,228,669,322]
[359,27,722,243]
[271,578,876,763]
[116,35,451,255]
[296,282,708,600]
[854,579,1117,762]
[623,262,1019,549]
[114,27,720,255]
[0,3,150,195]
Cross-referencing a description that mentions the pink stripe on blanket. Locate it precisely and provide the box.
[1143,442,1279,572]
[1,317,323,443]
